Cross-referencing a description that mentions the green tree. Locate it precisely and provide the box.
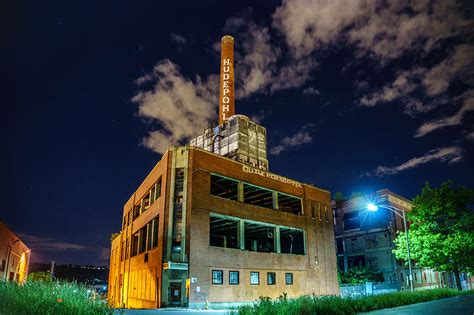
[334,192,347,208]
[393,181,474,290]
[27,271,52,282]
[339,267,384,284]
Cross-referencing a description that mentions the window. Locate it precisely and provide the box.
[244,221,275,253]
[133,204,141,221]
[146,221,153,250]
[125,238,130,259]
[150,184,156,203]
[0,260,5,272]
[243,183,273,209]
[229,271,239,285]
[285,273,293,285]
[210,215,239,249]
[277,193,302,215]
[212,270,223,284]
[152,217,159,248]
[311,202,316,219]
[343,211,360,230]
[318,202,323,221]
[155,178,162,200]
[267,272,276,285]
[139,226,147,254]
[143,191,151,210]
[211,174,238,201]
[250,272,259,285]
[280,227,305,255]
[324,204,329,222]
[131,234,139,257]
[336,239,344,254]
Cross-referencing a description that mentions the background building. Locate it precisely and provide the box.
[108,146,339,308]
[0,220,30,283]
[333,190,442,290]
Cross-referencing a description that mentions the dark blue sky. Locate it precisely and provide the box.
[3,0,473,265]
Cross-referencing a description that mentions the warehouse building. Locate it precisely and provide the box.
[0,220,30,283]
[108,35,339,309]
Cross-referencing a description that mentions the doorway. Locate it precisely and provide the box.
[169,282,181,305]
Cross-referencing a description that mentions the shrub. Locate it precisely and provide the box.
[0,280,113,315]
[236,288,473,315]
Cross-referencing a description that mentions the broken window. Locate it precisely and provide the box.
[210,215,239,249]
[131,234,139,257]
[210,174,238,201]
[139,225,147,254]
[344,211,360,230]
[280,227,305,255]
[143,191,151,210]
[277,193,302,215]
[243,184,273,209]
[244,221,275,253]
[133,204,141,221]
[348,255,365,268]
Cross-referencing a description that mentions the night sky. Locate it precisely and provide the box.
[4,1,474,265]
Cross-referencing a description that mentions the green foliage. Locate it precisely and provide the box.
[27,271,52,283]
[0,280,113,315]
[334,192,347,208]
[339,267,384,284]
[235,289,473,315]
[393,181,474,288]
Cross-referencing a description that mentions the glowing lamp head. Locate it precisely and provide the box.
[367,203,378,212]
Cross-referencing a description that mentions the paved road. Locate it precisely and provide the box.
[360,295,474,315]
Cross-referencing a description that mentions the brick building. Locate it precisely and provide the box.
[0,220,30,283]
[108,146,339,308]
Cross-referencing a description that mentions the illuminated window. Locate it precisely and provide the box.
[250,272,259,285]
[212,270,223,284]
[229,271,239,285]
[267,272,276,285]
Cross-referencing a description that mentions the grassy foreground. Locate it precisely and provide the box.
[236,289,473,315]
[0,280,112,315]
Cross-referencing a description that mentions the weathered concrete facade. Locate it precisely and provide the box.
[0,220,30,283]
[109,146,339,309]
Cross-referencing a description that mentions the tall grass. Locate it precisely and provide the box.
[237,289,473,315]
[0,280,113,315]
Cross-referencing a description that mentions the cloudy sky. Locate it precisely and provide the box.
[3,0,473,265]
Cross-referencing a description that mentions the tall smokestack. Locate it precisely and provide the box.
[219,35,235,125]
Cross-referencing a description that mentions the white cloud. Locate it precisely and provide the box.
[169,33,187,47]
[367,146,463,177]
[415,90,474,137]
[302,87,320,95]
[270,129,313,156]
[132,60,218,154]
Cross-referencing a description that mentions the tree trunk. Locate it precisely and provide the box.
[453,269,462,290]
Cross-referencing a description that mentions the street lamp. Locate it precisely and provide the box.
[366,203,414,292]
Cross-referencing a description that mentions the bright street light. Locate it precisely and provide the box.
[367,203,378,211]
[366,202,414,292]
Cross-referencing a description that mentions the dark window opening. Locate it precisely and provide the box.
[348,255,366,268]
[133,204,141,221]
[211,174,238,201]
[131,234,139,257]
[324,204,329,222]
[285,272,293,285]
[212,270,223,284]
[146,221,153,251]
[267,272,276,285]
[143,191,151,210]
[343,211,360,230]
[311,202,316,219]
[152,217,159,248]
[244,222,275,253]
[139,226,147,254]
[150,185,156,204]
[278,193,302,215]
[244,184,273,209]
[172,168,185,253]
[250,272,259,285]
[210,216,239,249]
[336,239,344,254]
[280,228,305,255]
[229,271,239,285]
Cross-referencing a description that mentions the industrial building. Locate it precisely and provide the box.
[333,190,443,289]
[0,220,30,283]
[108,35,339,309]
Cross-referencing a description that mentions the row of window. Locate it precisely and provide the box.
[212,270,294,286]
[309,200,329,222]
[210,214,306,255]
[122,178,162,229]
[210,174,302,215]
[121,216,159,260]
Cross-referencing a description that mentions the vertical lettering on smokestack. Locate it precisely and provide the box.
[219,35,235,125]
